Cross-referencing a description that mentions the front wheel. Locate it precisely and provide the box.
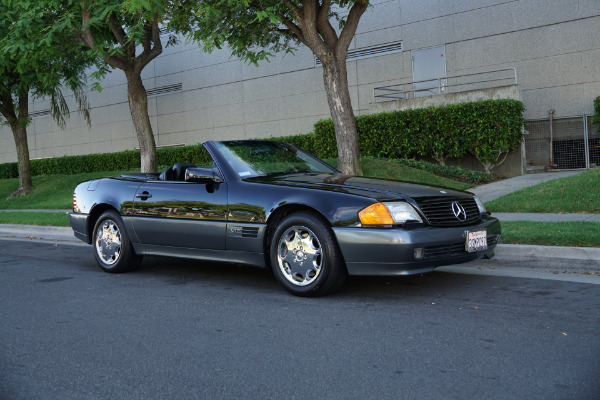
[270,212,347,297]
[92,210,141,273]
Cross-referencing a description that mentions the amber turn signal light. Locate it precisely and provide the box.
[358,202,394,225]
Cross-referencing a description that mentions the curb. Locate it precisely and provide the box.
[0,224,76,242]
[1,225,598,267]
[495,244,600,264]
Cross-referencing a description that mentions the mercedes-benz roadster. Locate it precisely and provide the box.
[69,140,500,296]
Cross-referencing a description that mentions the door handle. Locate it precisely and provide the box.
[135,191,152,199]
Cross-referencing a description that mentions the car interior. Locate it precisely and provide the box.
[159,163,197,181]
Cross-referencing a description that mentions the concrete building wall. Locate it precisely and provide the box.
[0,0,598,164]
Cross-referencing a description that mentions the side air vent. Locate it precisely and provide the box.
[242,227,259,238]
[229,226,260,239]
[315,41,403,66]
[147,83,183,97]
[30,109,51,119]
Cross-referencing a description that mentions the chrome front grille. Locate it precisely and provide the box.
[416,197,481,227]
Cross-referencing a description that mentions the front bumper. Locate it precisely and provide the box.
[333,217,501,276]
[69,212,91,244]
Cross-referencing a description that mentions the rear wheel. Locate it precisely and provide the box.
[92,210,141,273]
[270,212,346,297]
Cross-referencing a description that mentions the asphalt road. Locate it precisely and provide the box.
[1,239,599,400]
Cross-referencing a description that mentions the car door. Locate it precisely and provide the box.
[130,180,227,250]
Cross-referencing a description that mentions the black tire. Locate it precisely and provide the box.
[92,210,141,273]
[270,212,347,297]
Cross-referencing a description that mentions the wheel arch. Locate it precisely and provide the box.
[263,203,335,265]
[87,204,120,242]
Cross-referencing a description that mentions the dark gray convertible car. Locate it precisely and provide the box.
[69,140,500,296]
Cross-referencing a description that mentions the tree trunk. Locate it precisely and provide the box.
[322,57,363,176]
[9,123,32,198]
[125,71,157,173]
[433,155,447,165]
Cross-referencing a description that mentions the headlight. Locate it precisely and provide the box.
[359,202,423,225]
[474,196,488,215]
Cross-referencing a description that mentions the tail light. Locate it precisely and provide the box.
[72,192,78,212]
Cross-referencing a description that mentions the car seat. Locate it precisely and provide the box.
[172,163,197,181]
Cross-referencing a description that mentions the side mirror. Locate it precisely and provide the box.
[185,168,223,184]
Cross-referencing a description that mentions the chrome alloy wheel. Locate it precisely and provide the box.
[95,219,122,266]
[277,225,323,286]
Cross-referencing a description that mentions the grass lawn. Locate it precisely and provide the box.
[0,212,69,227]
[500,221,600,248]
[0,169,136,210]
[485,168,600,213]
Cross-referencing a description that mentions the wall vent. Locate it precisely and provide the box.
[315,41,403,67]
[30,109,51,119]
[147,83,183,97]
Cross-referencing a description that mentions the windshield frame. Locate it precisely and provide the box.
[205,140,340,182]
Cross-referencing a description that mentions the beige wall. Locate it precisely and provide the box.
[1,0,599,164]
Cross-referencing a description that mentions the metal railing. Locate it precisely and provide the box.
[373,67,518,102]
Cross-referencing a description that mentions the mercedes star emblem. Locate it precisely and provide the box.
[451,201,467,221]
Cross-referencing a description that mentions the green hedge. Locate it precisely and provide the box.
[309,99,525,170]
[0,99,523,179]
[593,96,600,133]
[0,144,212,179]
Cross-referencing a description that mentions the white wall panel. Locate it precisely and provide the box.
[2,0,597,163]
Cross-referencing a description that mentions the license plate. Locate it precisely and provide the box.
[466,230,487,253]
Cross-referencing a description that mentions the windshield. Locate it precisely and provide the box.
[214,141,337,178]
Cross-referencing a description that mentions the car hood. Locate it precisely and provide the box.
[245,173,472,201]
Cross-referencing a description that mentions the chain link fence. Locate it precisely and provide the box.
[524,115,598,171]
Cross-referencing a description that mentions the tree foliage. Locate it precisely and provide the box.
[171,0,366,62]
[171,0,370,175]
[51,0,178,173]
[0,0,94,197]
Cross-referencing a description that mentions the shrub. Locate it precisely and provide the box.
[593,96,600,133]
[0,145,212,179]
[312,99,524,172]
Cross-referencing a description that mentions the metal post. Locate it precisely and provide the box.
[549,109,555,169]
[584,115,590,169]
